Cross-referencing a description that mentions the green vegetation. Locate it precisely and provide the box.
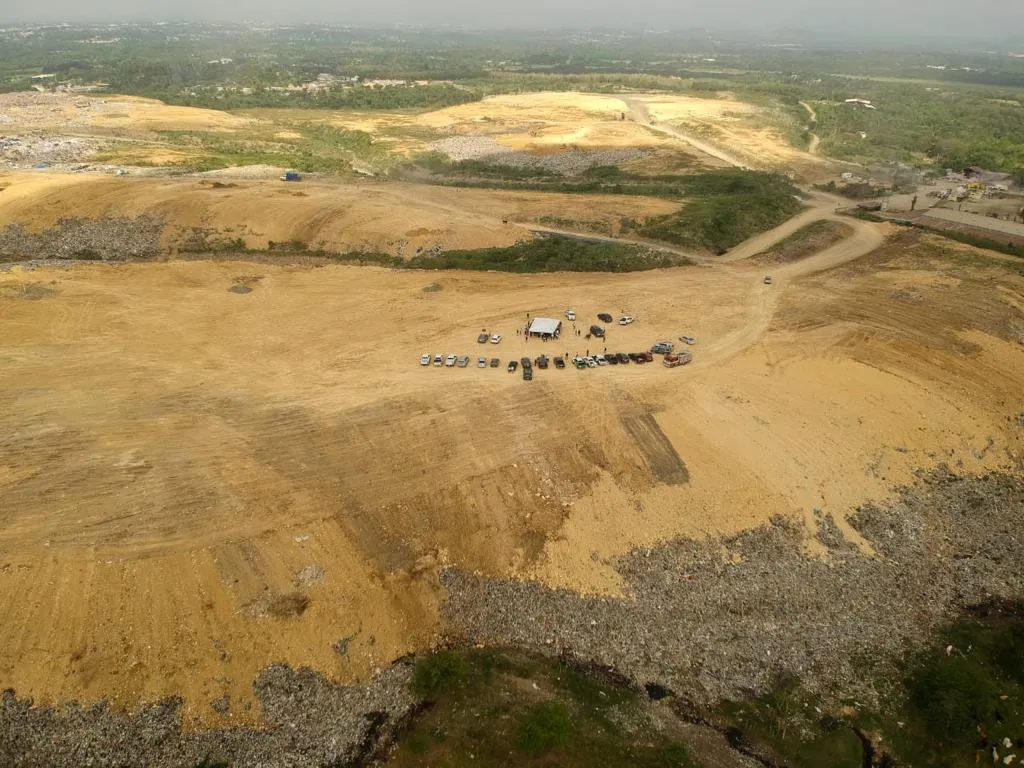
[7,25,1024,176]
[412,650,469,699]
[389,648,700,767]
[147,122,393,173]
[405,236,691,272]
[409,164,805,255]
[634,172,804,254]
[516,701,573,754]
[755,220,854,263]
[717,605,1024,768]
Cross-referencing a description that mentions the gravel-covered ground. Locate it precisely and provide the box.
[1,663,416,768]
[426,134,648,174]
[2,470,1022,766]
[442,469,1024,709]
[0,215,166,262]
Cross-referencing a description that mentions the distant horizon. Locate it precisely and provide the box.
[1,0,1023,51]
[2,19,1024,54]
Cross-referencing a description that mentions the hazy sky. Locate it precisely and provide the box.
[5,0,1024,43]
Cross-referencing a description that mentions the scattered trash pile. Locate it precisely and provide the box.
[0,215,166,262]
[0,135,99,167]
[427,134,648,174]
[442,470,1024,709]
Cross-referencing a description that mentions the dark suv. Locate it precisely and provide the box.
[590,325,605,338]
[597,312,613,323]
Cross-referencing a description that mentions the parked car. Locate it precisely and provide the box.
[651,341,674,355]
[490,334,502,344]
[445,354,457,367]
[763,275,773,285]
[590,325,605,338]
[595,355,608,366]
[565,309,576,321]
[508,360,519,372]
[607,354,619,365]
[523,366,533,381]
[535,355,549,369]
[420,353,431,366]
[521,356,532,369]
[477,333,489,344]
[618,316,634,325]
[616,353,630,364]
[572,356,586,369]
[585,356,598,368]
[456,355,470,367]
[477,356,487,368]
[553,356,566,369]
[490,358,500,368]
[679,336,696,345]
[434,354,444,367]
[597,312,613,323]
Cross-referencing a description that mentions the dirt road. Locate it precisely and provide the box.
[623,97,751,169]
[799,101,821,155]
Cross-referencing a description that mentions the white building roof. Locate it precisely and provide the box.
[528,317,561,336]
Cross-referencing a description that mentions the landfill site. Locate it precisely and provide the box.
[0,89,1023,766]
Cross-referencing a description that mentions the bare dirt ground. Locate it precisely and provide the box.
[1,213,1022,727]
[1,90,813,177]
[0,171,678,256]
[2,89,1023,759]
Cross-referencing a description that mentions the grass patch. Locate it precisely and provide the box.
[405,236,691,273]
[388,648,701,768]
[717,605,1024,768]
[153,123,395,173]
[881,606,1024,768]
[636,172,805,254]
[755,220,854,263]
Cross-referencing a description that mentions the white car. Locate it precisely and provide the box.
[585,356,598,368]
[477,357,487,368]
[420,353,431,365]
[490,334,502,344]
[566,310,576,321]
[595,355,609,366]
[618,316,634,325]
[679,336,696,345]
[445,354,457,367]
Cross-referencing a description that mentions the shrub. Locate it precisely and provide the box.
[515,701,572,754]
[412,651,468,699]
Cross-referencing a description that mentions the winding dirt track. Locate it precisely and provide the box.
[799,101,821,155]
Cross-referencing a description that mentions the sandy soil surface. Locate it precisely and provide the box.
[0,171,678,256]
[625,94,826,173]
[1,212,1022,725]
[249,91,799,169]
[0,92,251,135]
[2,88,1022,740]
